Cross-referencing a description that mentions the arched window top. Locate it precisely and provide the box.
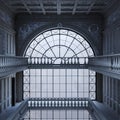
[25,29,94,57]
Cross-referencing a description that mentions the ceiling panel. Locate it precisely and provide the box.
[0,0,117,15]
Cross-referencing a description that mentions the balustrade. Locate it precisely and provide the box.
[28,98,89,108]
[0,55,28,78]
[28,57,88,65]
[7,99,28,120]
[6,98,117,120]
[88,54,120,71]
[88,54,120,79]
[1,54,120,79]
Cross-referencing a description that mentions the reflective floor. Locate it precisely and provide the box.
[23,109,94,120]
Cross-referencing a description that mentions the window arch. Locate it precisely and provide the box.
[25,29,94,58]
[23,28,96,100]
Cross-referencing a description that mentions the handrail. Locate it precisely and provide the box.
[28,57,88,65]
[0,55,28,78]
[88,54,120,70]
[7,99,28,120]
[6,98,111,120]
[88,54,120,79]
[1,54,120,79]
[0,55,28,67]
[89,53,120,58]
[28,97,89,108]
[88,100,107,120]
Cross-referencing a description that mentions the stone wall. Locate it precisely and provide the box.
[0,4,16,112]
[103,0,120,114]
[15,13,104,56]
[0,4,15,55]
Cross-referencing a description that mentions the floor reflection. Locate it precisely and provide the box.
[23,109,94,120]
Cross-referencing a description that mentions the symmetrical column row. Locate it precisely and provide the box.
[103,75,120,113]
[0,76,13,112]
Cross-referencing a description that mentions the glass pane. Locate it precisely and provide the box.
[46,36,54,46]
[45,50,55,57]
[60,35,67,41]
[53,35,59,45]
[82,40,90,48]
[60,46,68,57]
[30,40,38,48]
[68,30,76,37]
[35,34,44,42]
[65,36,74,46]
[35,44,45,54]
[32,50,42,57]
[52,29,59,34]
[52,47,59,57]
[65,50,75,57]
[75,35,84,42]
[60,29,68,34]
[23,29,95,100]
[87,47,94,56]
[26,47,33,56]
[43,31,51,37]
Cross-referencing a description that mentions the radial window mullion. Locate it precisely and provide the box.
[23,28,95,100]
[63,35,76,57]
[43,34,57,57]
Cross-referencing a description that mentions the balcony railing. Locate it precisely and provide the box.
[7,99,28,120]
[6,98,111,120]
[1,54,120,79]
[28,98,89,108]
[0,55,28,78]
[88,54,120,79]
[28,57,88,69]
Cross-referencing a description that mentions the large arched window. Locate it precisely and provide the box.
[23,29,96,99]
[25,29,94,57]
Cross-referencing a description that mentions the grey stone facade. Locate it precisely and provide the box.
[15,14,103,56]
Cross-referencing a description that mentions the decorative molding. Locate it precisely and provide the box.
[15,14,103,56]
[88,24,99,33]
[57,23,62,27]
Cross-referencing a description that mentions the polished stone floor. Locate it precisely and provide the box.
[22,109,94,120]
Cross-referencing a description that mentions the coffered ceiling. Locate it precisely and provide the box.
[0,0,117,15]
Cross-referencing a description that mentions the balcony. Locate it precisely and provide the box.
[0,54,120,79]
[2,98,119,120]
[28,57,88,69]
[0,55,28,78]
[88,54,120,80]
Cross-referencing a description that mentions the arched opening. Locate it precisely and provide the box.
[23,28,96,100]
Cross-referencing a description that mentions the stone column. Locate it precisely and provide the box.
[9,77,12,107]
[5,78,8,108]
[1,79,4,111]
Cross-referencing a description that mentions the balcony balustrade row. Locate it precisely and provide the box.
[28,98,89,108]
[0,54,120,79]
[0,55,28,78]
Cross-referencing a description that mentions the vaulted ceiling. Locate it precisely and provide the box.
[1,0,117,15]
